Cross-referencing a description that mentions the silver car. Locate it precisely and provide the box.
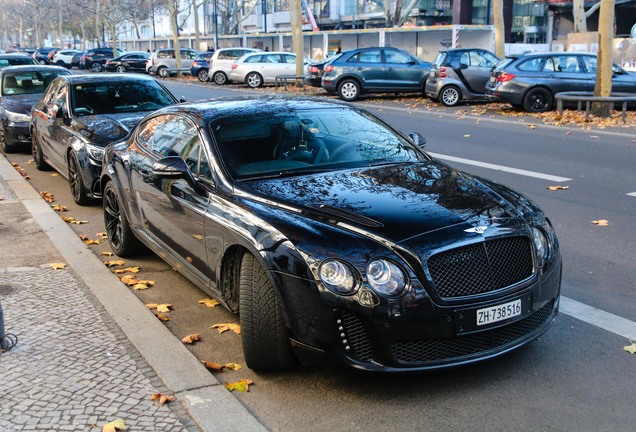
[425,48,500,107]
[229,52,309,88]
[148,48,200,77]
[209,47,261,85]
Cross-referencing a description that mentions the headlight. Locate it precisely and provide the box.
[532,227,549,267]
[366,259,406,297]
[319,259,357,295]
[5,110,30,123]
[85,143,105,162]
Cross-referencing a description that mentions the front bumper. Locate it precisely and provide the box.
[3,121,31,148]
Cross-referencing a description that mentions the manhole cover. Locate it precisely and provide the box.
[0,285,16,296]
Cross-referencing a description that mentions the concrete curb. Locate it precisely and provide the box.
[0,154,266,432]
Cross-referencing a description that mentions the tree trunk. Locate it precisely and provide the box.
[492,0,505,58]
[592,0,615,117]
[193,0,201,50]
[573,0,587,33]
[290,0,304,85]
[168,0,182,78]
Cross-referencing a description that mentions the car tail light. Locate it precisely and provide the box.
[192,61,196,67]
[309,66,319,73]
[496,72,515,82]
[439,67,446,78]
[324,65,334,73]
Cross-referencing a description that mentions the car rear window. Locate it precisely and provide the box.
[432,52,447,67]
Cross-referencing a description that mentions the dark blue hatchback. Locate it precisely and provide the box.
[190,51,215,82]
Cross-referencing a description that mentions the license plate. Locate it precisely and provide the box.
[476,299,522,326]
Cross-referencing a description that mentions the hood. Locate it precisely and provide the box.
[73,113,145,147]
[241,161,528,244]
[2,94,42,115]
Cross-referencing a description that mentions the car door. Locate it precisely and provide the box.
[580,55,636,93]
[130,114,212,285]
[32,80,70,171]
[125,54,146,71]
[458,50,499,94]
[541,54,592,93]
[348,49,386,91]
[382,48,425,91]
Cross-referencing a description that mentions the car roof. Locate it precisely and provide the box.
[0,65,71,75]
[0,53,34,58]
[56,74,162,84]
[152,95,353,123]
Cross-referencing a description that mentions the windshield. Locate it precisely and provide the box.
[210,107,429,180]
[2,70,69,95]
[71,81,175,116]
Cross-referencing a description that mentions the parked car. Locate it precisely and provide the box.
[100,95,561,372]
[31,74,179,204]
[105,51,151,73]
[0,65,71,153]
[32,47,62,65]
[190,51,215,82]
[84,48,126,72]
[208,47,261,85]
[52,49,82,69]
[71,51,85,69]
[148,48,200,77]
[229,51,310,88]
[0,53,38,69]
[425,48,500,107]
[485,52,636,112]
[304,52,343,87]
[321,47,432,101]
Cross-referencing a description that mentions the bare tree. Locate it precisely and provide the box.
[572,0,602,33]
[492,0,505,57]
[591,0,615,117]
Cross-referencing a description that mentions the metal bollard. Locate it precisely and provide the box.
[0,301,18,351]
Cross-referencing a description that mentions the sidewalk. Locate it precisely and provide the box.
[0,153,267,431]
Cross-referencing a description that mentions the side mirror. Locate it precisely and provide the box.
[153,156,204,193]
[179,96,187,103]
[409,132,427,148]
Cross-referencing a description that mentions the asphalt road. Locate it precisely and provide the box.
[6,78,636,431]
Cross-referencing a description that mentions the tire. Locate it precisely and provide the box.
[523,87,554,113]
[31,132,51,171]
[337,79,361,102]
[239,252,296,371]
[56,60,66,67]
[68,151,92,206]
[440,85,461,107]
[38,59,47,65]
[103,180,144,257]
[116,65,127,73]
[0,124,14,154]
[90,62,102,72]
[246,72,263,88]
[213,71,228,85]
[197,68,209,82]
[158,67,169,78]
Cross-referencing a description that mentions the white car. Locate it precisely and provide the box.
[209,47,260,85]
[229,51,310,88]
[52,49,82,68]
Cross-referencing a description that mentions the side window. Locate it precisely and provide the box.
[517,57,544,72]
[283,54,296,64]
[481,52,499,67]
[51,85,67,111]
[184,140,212,180]
[151,116,199,157]
[384,50,413,64]
[581,56,597,73]
[549,55,582,73]
[245,55,263,63]
[358,50,382,63]
[136,116,165,150]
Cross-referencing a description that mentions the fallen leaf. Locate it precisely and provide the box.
[83,239,100,245]
[156,304,172,313]
[202,360,224,371]
[79,234,89,241]
[527,124,537,129]
[157,313,170,322]
[132,283,151,290]
[181,334,200,344]
[25,159,33,164]
[61,215,88,224]
[592,219,609,226]
[590,135,599,139]
[192,234,204,241]
[50,263,66,270]
[101,418,126,432]
[151,393,175,406]
[50,173,59,177]
[624,342,636,354]
[186,256,193,263]
[40,191,55,202]
[211,323,241,334]
[101,251,114,256]
[224,379,253,392]
[105,259,126,267]
[146,303,159,310]
[51,204,68,212]
[199,298,220,308]
[223,362,242,371]
[114,266,141,274]
[96,232,108,239]
[546,185,569,191]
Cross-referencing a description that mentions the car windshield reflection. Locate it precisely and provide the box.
[72,81,176,116]
[210,107,430,180]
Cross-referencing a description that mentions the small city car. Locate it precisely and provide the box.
[485,52,636,112]
[100,96,562,372]
[208,47,261,85]
[31,74,179,204]
[190,51,215,82]
[0,65,70,153]
[321,47,432,101]
[425,48,500,106]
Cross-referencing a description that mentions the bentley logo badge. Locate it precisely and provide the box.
[464,225,489,234]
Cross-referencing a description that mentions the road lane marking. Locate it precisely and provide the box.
[561,296,636,340]
[627,192,636,197]
[429,152,572,182]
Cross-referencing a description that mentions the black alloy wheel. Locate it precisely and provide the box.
[68,151,91,205]
[0,124,13,153]
[523,87,554,113]
[103,181,144,257]
[31,132,51,170]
